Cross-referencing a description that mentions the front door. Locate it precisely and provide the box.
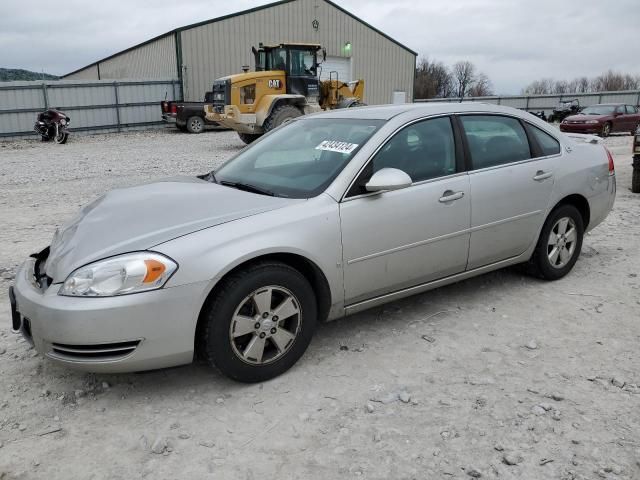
[459,115,557,269]
[340,116,471,305]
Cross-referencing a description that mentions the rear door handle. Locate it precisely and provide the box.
[533,170,553,181]
[439,190,465,203]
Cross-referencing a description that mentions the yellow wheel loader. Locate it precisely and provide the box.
[204,43,365,144]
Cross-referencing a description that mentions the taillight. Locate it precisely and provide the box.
[170,103,177,114]
[604,147,614,175]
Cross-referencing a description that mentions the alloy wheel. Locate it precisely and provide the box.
[547,217,577,269]
[229,285,301,365]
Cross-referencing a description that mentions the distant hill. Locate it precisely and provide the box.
[0,68,59,81]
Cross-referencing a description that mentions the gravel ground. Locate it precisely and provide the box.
[0,128,639,480]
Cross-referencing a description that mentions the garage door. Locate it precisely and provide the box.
[319,56,351,83]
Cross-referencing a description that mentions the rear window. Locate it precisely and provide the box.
[460,115,531,169]
[529,125,561,157]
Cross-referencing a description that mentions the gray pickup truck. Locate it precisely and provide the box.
[161,92,221,133]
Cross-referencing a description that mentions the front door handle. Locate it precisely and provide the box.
[533,170,553,181]
[439,190,465,203]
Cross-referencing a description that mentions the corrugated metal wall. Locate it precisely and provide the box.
[99,35,177,79]
[65,34,178,81]
[0,79,180,139]
[179,0,415,103]
[417,90,640,116]
[65,64,100,80]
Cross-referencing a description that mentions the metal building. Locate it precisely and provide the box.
[63,0,416,105]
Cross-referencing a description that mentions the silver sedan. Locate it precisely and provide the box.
[10,103,616,382]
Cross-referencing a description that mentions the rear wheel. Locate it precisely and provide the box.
[263,104,302,132]
[631,123,639,136]
[186,116,204,134]
[632,166,640,193]
[600,122,611,138]
[527,205,584,280]
[199,261,317,383]
[237,132,262,144]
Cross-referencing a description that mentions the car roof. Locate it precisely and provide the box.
[310,102,536,121]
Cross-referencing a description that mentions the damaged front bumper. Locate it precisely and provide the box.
[9,251,208,373]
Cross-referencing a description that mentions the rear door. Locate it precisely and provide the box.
[460,115,558,270]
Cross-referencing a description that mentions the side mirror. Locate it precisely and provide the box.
[365,168,412,193]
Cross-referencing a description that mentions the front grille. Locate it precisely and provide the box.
[212,79,230,114]
[50,340,141,361]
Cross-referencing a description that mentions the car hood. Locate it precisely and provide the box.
[44,177,300,282]
[564,114,605,122]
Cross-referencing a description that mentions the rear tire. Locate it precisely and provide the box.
[631,123,639,136]
[527,205,584,280]
[199,261,317,383]
[237,132,262,144]
[632,166,640,194]
[263,104,302,132]
[186,116,204,134]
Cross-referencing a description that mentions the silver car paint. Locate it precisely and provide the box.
[11,103,616,372]
[45,177,300,282]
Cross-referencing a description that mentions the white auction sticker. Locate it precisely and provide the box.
[315,140,359,154]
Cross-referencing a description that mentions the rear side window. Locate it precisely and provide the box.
[626,105,638,114]
[460,115,531,169]
[529,125,561,156]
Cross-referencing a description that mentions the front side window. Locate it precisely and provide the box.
[289,49,316,76]
[460,115,531,169]
[267,48,287,71]
[626,105,638,114]
[615,105,625,114]
[215,118,384,198]
[529,125,561,157]
[370,116,457,183]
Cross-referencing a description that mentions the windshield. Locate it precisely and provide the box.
[581,105,615,115]
[215,118,385,198]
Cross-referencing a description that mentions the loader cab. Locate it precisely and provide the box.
[253,43,322,99]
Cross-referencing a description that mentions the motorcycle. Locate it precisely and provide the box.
[34,109,70,144]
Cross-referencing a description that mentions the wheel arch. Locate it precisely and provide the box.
[256,95,306,126]
[194,252,332,355]
[552,193,591,229]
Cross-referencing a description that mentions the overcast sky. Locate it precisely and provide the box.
[1,0,638,94]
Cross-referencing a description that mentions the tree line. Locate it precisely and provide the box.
[0,68,58,82]
[523,70,640,95]
[414,57,494,99]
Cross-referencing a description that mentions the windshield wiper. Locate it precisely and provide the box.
[220,180,277,197]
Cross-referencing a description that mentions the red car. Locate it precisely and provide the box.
[560,103,640,137]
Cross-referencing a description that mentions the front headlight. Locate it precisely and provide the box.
[59,252,177,297]
[585,120,599,124]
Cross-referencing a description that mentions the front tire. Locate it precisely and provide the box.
[263,104,302,132]
[200,261,317,383]
[600,122,611,138]
[54,131,68,144]
[528,205,584,280]
[186,116,204,134]
[237,132,262,144]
